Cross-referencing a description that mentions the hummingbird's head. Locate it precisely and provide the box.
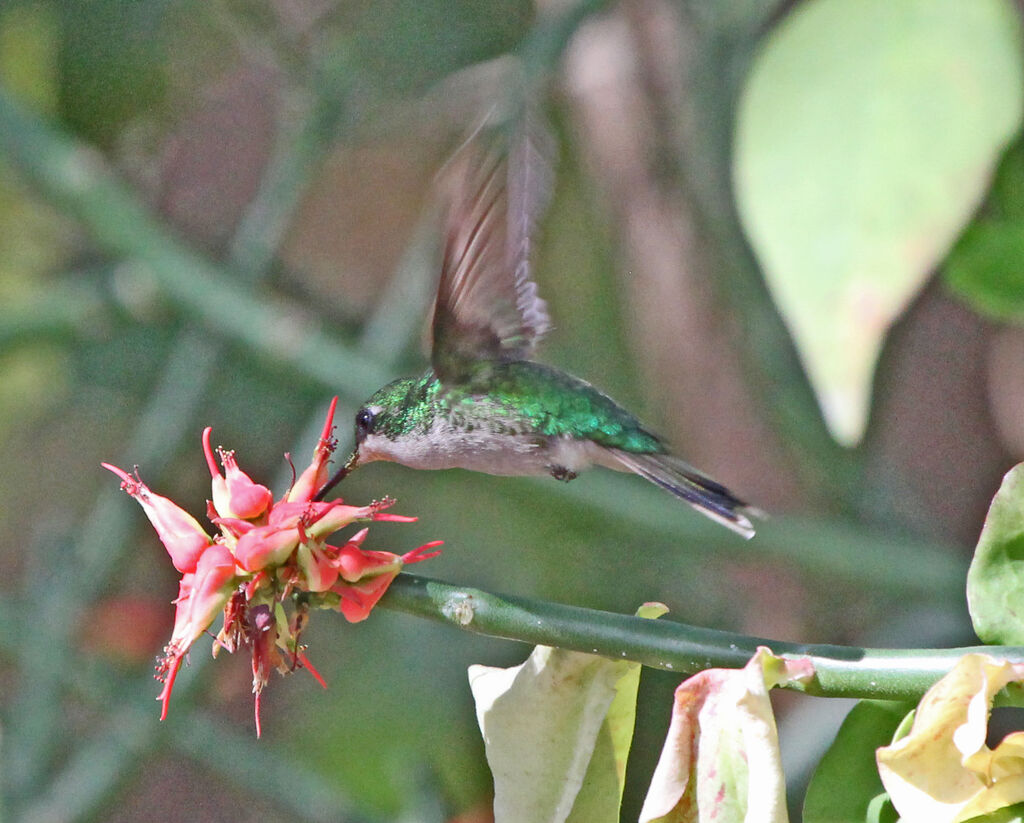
[350,376,425,465]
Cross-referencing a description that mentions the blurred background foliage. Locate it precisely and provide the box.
[1,0,1023,820]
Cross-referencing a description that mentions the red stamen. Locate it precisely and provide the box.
[282,452,296,495]
[297,651,328,689]
[156,654,183,721]
[201,428,220,478]
[254,690,262,739]
[403,541,444,564]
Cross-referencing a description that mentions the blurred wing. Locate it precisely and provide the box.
[431,115,555,382]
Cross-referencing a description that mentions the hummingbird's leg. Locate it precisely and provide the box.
[548,465,578,483]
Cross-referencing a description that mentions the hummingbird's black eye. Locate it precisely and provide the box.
[355,408,375,437]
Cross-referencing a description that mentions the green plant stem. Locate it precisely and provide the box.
[381,574,1023,701]
[0,87,389,400]
[0,283,107,348]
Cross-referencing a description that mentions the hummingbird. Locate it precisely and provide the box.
[320,119,757,538]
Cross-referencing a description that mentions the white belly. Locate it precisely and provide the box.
[358,425,616,477]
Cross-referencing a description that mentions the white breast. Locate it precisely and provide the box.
[358,421,611,478]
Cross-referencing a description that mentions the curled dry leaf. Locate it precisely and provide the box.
[877,653,1024,823]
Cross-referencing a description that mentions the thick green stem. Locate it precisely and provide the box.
[381,574,1023,701]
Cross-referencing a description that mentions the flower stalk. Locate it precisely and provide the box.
[379,574,1024,702]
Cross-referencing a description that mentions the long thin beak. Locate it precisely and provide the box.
[314,451,359,502]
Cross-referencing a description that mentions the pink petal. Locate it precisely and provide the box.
[102,463,212,573]
[168,544,237,650]
[335,573,399,622]
[234,524,300,572]
[335,544,401,583]
[286,398,338,503]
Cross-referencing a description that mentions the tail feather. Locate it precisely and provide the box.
[611,450,758,539]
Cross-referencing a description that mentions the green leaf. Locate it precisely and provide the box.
[946,223,1024,320]
[989,139,1024,222]
[866,792,899,823]
[946,138,1024,320]
[469,603,666,823]
[968,463,1024,644]
[803,699,910,823]
[734,0,1024,444]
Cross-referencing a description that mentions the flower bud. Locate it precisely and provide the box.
[203,429,273,520]
[286,397,338,503]
[296,542,339,592]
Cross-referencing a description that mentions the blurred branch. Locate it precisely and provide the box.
[169,709,379,823]
[0,87,389,399]
[382,573,1016,701]
[520,0,614,86]
[3,333,221,811]
[0,283,106,348]
[535,470,966,599]
[226,65,350,279]
[15,659,205,823]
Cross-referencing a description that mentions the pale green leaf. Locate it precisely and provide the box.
[566,602,669,823]
[470,603,667,823]
[968,463,1024,644]
[734,0,1024,444]
[468,647,621,823]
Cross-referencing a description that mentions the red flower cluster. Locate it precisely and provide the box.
[104,398,440,735]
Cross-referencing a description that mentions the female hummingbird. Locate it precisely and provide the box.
[323,120,757,538]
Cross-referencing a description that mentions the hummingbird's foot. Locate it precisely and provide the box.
[548,465,578,483]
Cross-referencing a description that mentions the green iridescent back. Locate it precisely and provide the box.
[364,362,664,455]
[465,362,664,453]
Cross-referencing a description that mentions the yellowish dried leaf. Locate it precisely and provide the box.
[877,654,1024,823]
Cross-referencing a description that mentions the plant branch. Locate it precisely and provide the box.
[0,87,390,400]
[381,573,1023,701]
